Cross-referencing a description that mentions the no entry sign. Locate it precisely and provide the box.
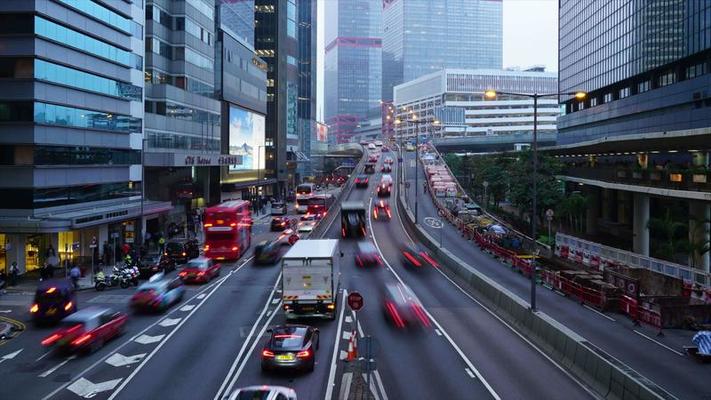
[348,291,364,311]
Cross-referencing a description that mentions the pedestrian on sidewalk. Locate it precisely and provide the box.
[69,264,81,290]
[9,262,19,287]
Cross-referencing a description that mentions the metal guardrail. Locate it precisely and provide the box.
[556,232,711,287]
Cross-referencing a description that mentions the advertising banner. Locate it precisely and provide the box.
[228,105,266,171]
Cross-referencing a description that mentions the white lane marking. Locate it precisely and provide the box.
[134,334,165,345]
[197,294,206,299]
[35,350,52,362]
[67,377,122,399]
[434,329,443,336]
[220,300,282,397]
[339,350,348,361]
[369,190,501,400]
[361,373,382,400]
[324,290,348,400]
[1,348,23,363]
[266,309,272,317]
[158,317,181,327]
[582,305,616,322]
[271,298,280,304]
[633,330,684,356]
[179,304,195,312]
[107,266,243,400]
[342,331,353,341]
[357,319,364,339]
[465,368,476,379]
[374,370,389,400]
[38,355,76,378]
[345,316,353,324]
[213,272,283,400]
[104,352,146,367]
[39,259,251,400]
[339,372,353,400]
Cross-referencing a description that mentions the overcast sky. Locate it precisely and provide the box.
[316,0,559,121]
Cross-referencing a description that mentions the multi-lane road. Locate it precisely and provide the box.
[2,148,596,400]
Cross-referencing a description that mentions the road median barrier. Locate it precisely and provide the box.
[396,192,673,400]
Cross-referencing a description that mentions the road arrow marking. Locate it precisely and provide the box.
[39,355,76,377]
[0,348,22,364]
[159,317,181,327]
[105,352,146,367]
[0,309,12,313]
[179,304,195,312]
[134,334,165,345]
[67,377,122,398]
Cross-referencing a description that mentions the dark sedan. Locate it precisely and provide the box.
[255,240,282,265]
[271,216,290,231]
[261,325,319,373]
[355,241,381,267]
[354,175,369,188]
[400,244,439,269]
[138,253,175,278]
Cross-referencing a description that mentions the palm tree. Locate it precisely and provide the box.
[647,209,688,262]
[683,217,711,269]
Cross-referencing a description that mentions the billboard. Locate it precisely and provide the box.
[316,122,328,142]
[228,104,265,172]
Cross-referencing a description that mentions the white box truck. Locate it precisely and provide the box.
[281,239,341,320]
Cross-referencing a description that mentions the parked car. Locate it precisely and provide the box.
[165,238,200,264]
[138,253,175,278]
[271,201,288,215]
[41,306,127,353]
[179,257,221,283]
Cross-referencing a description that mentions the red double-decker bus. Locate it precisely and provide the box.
[203,200,253,260]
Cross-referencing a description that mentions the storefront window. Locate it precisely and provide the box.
[58,231,76,266]
[0,234,6,272]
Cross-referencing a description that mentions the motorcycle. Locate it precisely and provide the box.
[95,268,128,291]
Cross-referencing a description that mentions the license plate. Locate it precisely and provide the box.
[276,354,294,361]
[301,306,314,311]
[46,308,56,316]
[188,274,196,278]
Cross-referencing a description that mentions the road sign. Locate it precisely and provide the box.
[482,180,489,188]
[424,217,444,229]
[89,236,98,249]
[348,291,364,311]
[545,209,554,221]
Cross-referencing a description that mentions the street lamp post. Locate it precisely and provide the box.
[484,89,585,311]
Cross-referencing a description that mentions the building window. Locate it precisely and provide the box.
[56,0,134,35]
[657,70,676,87]
[35,60,142,101]
[33,102,142,133]
[0,183,140,209]
[637,80,650,93]
[686,63,707,80]
[603,93,613,103]
[618,87,630,99]
[590,97,598,107]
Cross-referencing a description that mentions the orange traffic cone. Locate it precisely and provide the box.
[346,330,358,361]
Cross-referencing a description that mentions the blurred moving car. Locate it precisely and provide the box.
[271,216,290,231]
[228,386,297,400]
[384,157,394,164]
[382,146,390,152]
[368,154,379,163]
[297,220,316,234]
[41,306,127,353]
[271,201,288,215]
[354,175,369,188]
[130,274,184,312]
[275,228,300,246]
[179,257,221,283]
[255,240,282,265]
[364,163,376,174]
[376,182,391,197]
[372,199,392,220]
[380,174,393,186]
[31,279,77,325]
[400,244,439,269]
[165,238,200,264]
[138,253,175,278]
[261,325,319,372]
[381,282,430,329]
[355,241,381,267]
[381,164,392,173]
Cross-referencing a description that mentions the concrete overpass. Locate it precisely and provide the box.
[432,132,557,153]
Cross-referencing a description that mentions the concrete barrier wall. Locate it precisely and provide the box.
[396,194,669,400]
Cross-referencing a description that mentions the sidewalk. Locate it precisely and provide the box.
[3,264,117,294]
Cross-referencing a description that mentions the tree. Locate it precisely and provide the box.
[443,153,463,176]
[558,193,587,233]
[508,150,564,224]
[647,209,688,262]
[683,217,710,269]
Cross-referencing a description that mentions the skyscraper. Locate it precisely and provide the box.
[558,0,711,144]
[298,0,317,176]
[324,0,382,144]
[0,1,156,273]
[381,0,503,102]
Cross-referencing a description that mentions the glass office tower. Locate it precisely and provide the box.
[559,0,711,144]
[381,0,503,102]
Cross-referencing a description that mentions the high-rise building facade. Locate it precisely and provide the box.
[297,0,317,176]
[0,1,159,273]
[143,0,223,228]
[558,0,711,144]
[256,0,314,193]
[381,0,503,102]
[324,0,382,144]
[219,0,255,46]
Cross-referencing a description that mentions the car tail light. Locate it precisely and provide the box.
[403,251,422,267]
[46,287,57,294]
[231,246,238,251]
[182,252,186,256]
[411,303,431,327]
[341,228,346,237]
[356,255,362,267]
[64,301,73,311]
[30,303,39,313]
[262,349,275,358]
[386,209,392,218]
[420,252,438,268]
[385,301,405,329]
[41,333,62,346]
[204,245,210,251]
[296,349,312,358]
[198,271,205,276]
[179,271,187,277]
[204,223,213,227]
[373,209,378,219]
[71,333,93,347]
